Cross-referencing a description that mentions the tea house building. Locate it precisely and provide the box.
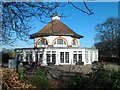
[15,13,98,65]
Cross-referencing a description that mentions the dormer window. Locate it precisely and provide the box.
[72,39,78,47]
[53,38,67,47]
[37,38,48,47]
[54,39,66,45]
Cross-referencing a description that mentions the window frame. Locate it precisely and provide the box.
[72,39,78,47]
[37,38,48,47]
[53,38,67,47]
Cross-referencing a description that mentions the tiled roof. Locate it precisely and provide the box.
[30,20,83,39]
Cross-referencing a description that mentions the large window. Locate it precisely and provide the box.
[53,38,67,46]
[46,51,56,64]
[60,52,69,63]
[73,51,82,63]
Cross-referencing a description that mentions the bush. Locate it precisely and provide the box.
[28,68,50,89]
[72,66,120,89]
[18,69,26,81]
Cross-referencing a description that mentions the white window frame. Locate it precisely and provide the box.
[38,39,47,47]
[72,39,78,47]
[53,38,67,47]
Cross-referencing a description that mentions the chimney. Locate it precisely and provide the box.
[51,12,61,20]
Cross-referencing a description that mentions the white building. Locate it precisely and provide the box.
[15,13,98,65]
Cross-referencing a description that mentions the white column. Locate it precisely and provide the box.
[70,50,73,65]
[42,49,47,65]
[82,49,86,65]
[55,50,59,65]
[23,51,26,62]
[32,50,35,62]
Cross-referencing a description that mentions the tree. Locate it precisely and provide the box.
[2,48,15,63]
[1,1,93,45]
[95,17,120,57]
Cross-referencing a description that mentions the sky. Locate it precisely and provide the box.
[8,2,118,49]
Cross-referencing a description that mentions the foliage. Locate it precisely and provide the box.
[72,65,120,89]
[2,48,15,63]
[28,68,50,89]
[95,17,120,57]
[18,69,26,81]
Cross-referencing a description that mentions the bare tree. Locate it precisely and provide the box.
[1,1,93,46]
[95,17,120,57]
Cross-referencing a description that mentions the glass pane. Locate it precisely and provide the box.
[65,52,69,63]
[64,40,66,45]
[60,52,64,63]
[46,54,50,62]
[52,54,56,64]
[35,54,38,62]
[29,54,32,62]
[26,54,29,61]
[38,39,46,46]
[57,39,63,44]
[73,54,77,63]
[39,54,43,63]
[78,54,82,62]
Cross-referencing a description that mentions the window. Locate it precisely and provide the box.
[73,54,77,63]
[72,39,78,46]
[29,54,32,62]
[38,39,47,47]
[35,53,38,62]
[46,51,56,64]
[46,54,51,62]
[17,54,23,61]
[54,38,67,45]
[26,54,29,61]
[78,54,82,62]
[52,54,56,64]
[65,52,69,63]
[26,53,32,62]
[60,52,64,63]
[39,54,43,63]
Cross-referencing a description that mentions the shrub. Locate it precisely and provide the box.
[72,66,120,89]
[28,68,50,89]
[18,69,26,81]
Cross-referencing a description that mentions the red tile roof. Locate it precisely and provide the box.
[30,20,83,39]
